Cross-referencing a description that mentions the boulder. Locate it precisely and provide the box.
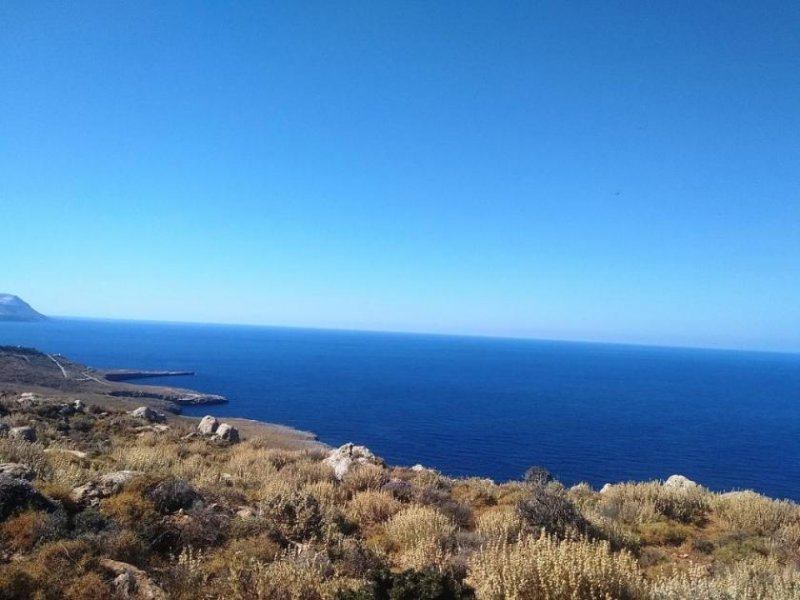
[0,463,34,480]
[664,474,698,489]
[73,399,85,412]
[214,423,240,444]
[599,483,613,494]
[70,470,141,506]
[100,559,167,600]
[10,426,36,442]
[0,476,55,520]
[198,415,219,435]
[130,406,165,423]
[323,443,384,480]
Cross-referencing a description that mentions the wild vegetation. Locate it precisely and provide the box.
[1,391,799,599]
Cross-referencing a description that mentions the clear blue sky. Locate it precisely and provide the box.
[1,2,798,352]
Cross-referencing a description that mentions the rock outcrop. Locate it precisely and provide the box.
[70,470,141,507]
[664,474,698,489]
[130,406,166,423]
[100,559,167,600]
[0,476,55,520]
[215,422,240,443]
[198,415,219,435]
[10,426,36,442]
[197,415,240,444]
[0,462,34,480]
[324,443,384,479]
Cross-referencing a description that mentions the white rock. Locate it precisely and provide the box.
[323,443,384,480]
[599,483,613,494]
[198,415,219,435]
[130,406,165,423]
[664,474,698,489]
[214,423,240,443]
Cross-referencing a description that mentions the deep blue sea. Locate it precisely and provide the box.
[1,318,799,500]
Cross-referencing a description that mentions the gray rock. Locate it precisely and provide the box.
[0,475,55,520]
[664,474,698,489]
[10,426,36,442]
[214,423,240,444]
[70,470,141,506]
[130,406,165,423]
[100,559,167,600]
[73,399,85,411]
[0,463,34,480]
[198,415,219,435]
[324,442,384,479]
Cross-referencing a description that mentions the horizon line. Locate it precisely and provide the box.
[35,313,800,358]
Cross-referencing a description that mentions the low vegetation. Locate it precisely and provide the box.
[1,391,800,599]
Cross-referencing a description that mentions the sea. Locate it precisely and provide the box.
[1,318,799,500]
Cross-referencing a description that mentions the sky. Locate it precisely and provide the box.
[1,2,798,352]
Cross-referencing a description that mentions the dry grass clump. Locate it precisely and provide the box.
[0,437,50,478]
[474,505,523,543]
[651,558,800,599]
[346,490,402,527]
[384,504,457,569]
[467,532,649,600]
[598,481,710,525]
[342,463,388,493]
[215,549,355,600]
[712,490,800,536]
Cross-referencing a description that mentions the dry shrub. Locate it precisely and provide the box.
[712,491,800,536]
[100,490,159,532]
[467,532,649,600]
[651,558,800,599]
[219,549,354,600]
[259,492,323,542]
[302,480,347,512]
[598,482,709,525]
[384,504,456,569]
[347,490,401,527]
[342,463,388,493]
[452,478,498,508]
[0,510,51,553]
[63,572,112,600]
[475,506,523,543]
[283,459,335,487]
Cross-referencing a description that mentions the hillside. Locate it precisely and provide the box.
[0,295,47,322]
[0,351,799,599]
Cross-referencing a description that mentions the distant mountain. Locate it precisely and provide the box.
[0,294,47,321]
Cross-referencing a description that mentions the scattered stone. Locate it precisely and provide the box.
[198,415,219,435]
[324,443,384,479]
[664,474,698,489]
[0,475,55,520]
[9,426,36,442]
[70,470,141,506]
[236,506,257,520]
[130,406,165,423]
[16,392,37,407]
[153,424,170,433]
[411,464,433,473]
[100,559,167,600]
[0,463,34,480]
[214,423,240,443]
